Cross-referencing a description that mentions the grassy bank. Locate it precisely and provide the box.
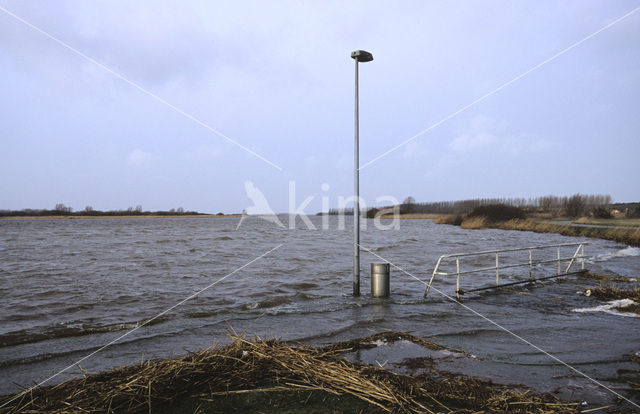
[430,215,640,247]
[573,217,640,227]
[0,332,582,413]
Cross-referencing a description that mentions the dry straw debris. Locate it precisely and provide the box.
[591,286,640,302]
[0,332,582,413]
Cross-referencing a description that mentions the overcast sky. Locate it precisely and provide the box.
[1,1,638,213]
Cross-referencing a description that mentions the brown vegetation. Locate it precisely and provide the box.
[467,204,527,221]
[0,332,581,413]
[580,272,632,282]
[492,219,640,247]
[432,214,464,225]
[460,216,487,229]
[430,213,640,247]
[590,286,640,302]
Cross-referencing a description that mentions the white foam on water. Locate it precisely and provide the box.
[594,246,640,262]
[438,349,468,358]
[572,299,639,318]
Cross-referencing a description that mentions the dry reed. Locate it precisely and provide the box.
[0,332,581,413]
[579,272,633,282]
[431,214,640,247]
[460,216,487,229]
[591,286,640,302]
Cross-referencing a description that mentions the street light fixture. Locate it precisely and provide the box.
[351,49,373,297]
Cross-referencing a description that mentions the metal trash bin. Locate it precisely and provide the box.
[371,263,390,297]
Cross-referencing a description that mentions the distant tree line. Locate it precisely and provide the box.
[363,194,629,219]
[0,203,204,217]
[324,208,354,216]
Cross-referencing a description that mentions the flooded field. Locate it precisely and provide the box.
[1,216,639,406]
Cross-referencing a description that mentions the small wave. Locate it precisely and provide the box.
[594,246,640,262]
[214,236,233,241]
[0,317,170,348]
[242,294,302,310]
[278,282,318,290]
[243,296,293,310]
[0,327,192,369]
[431,327,505,338]
[572,299,639,318]
[186,310,222,319]
[370,245,395,252]
[295,318,387,343]
[240,292,327,312]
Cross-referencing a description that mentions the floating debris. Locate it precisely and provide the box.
[591,286,640,302]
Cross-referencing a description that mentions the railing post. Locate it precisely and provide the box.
[557,247,561,275]
[566,244,583,273]
[495,252,499,286]
[456,258,460,299]
[581,244,585,271]
[529,249,533,279]
[424,256,443,298]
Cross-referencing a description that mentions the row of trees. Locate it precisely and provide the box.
[0,204,201,217]
[324,208,353,216]
[321,194,623,219]
[384,194,615,218]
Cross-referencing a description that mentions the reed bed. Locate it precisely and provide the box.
[494,219,640,247]
[580,272,633,282]
[591,286,640,302]
[0,332,581,413]
[431,214,640,247]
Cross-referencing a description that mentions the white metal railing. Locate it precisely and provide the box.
[424,242,589,299]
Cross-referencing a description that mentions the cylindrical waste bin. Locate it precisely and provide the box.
[371,263,390,297]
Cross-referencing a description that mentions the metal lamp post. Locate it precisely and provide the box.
[351,49,373,296]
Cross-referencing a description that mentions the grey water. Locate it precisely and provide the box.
[1,216,639,405]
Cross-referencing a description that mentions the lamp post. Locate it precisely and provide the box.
[351,49,373,296]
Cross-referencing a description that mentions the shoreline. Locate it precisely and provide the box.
[381,213,640,247]
[0,214,244,220]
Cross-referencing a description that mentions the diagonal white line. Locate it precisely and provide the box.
[358,243,640,409]
[0,243,284,409]
[0,5,283,171]
[359,6,640,171]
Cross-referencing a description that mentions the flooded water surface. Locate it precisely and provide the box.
[1,216,639,405]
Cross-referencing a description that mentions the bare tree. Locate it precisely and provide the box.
[564,194,586,217]
[401,196,416,214]
[539,195,554,212]
[54,203,72,213]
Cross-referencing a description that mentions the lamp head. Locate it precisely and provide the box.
[351,50,373,62]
